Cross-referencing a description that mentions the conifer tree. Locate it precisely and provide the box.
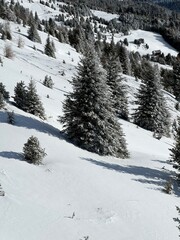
[0,93,5,109]
[43,75,54,89]
[44,36,56,58]
[23,136,46,165]
[28,23,41,43]
[106,56,129,120]
[26,80,45,119]
[60,47,129,158]
[1,21,12,40]
[0,82,9,100]
[7,111,15,124]
[173,61,180,101]
[117,44,131,75]
[133,63,170,137]
[14,81,27,111]
[170,117,180,176]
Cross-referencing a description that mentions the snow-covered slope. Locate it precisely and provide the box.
[0,9,180,240]
[112,29,178,56]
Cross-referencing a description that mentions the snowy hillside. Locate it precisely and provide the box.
[0,3,180,240]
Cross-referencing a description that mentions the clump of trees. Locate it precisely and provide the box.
[60,47,129,158]
[43,75,54,89]
[14,80,45,119]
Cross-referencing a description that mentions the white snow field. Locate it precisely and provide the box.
[91,9,119,21]
[0,5,180,240]
[112,29,178,57]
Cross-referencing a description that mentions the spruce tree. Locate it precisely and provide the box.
[117,44,131,75]
[170,117,180,175]
[60,47,129,158]
[23,136,46,165]
[26,80,45,119]
[106,56,129,120]
[0,93,5,109]
[43,75,54,89]
[0,82,9,100]
[14,81,27,111]
[133,63,170,137]
[173,61,180,101]
[44,36,56,58]
[7,111,15,124]
[28,23,41,43]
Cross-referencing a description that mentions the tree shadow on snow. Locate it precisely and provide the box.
[0,151,23,161]
[82,158,180,197]
[0,111,63,139]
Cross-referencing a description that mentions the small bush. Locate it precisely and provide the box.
[4,44,14,59]
[43,75,54,89]
[23,136,46,165]
[7,111,15,124]
[163,179,173,194]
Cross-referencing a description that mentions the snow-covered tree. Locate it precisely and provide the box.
[170,117,180,176]
[44,36,56,58]
[26,80,45,119]
[0,82,9,100]
[175,206,180,234]
[17,36,24,48]
[173,61,180,101]
[1,21,12,40]
[60,47,129,158]
[28,23,41,43]
[14,81,27,111]
[117,44,131,75]
[4,44,14,59]
[23,136,46,165]
[133,63,170,137]
[106,56,129,120]
[43,75,54,89]
[0,93,5,109]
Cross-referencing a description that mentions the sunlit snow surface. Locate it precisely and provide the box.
[0,3,179,240]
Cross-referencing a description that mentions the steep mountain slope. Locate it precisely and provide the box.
[0,3,180,240]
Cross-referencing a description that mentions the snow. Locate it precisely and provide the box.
[114,29,178,56]
[0,6,179,240]
[91,10,119,21]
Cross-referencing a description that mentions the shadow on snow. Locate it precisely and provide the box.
[0,151,23,161]
[82,157,180,197]
[0,111,63,139]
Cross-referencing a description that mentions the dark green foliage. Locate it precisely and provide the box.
[60,47,129,158]
[28,23,41,43]
[133,63,170,137]
[117,44,131,75]
[43,75,54,89]
[106,56,129,120]
[170,117,180,174]
[23,136,46,165]
[0,93,5,109]
[0,82,9,100]
[175,206,180,235]
[26,80,45,119]
[14,80,45,119]
[14,81,27,111]
[7,111,15,124]
[44,36,56,58]
[162,179,173,194]
[173,61,180,101]
[1,21,12,40]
